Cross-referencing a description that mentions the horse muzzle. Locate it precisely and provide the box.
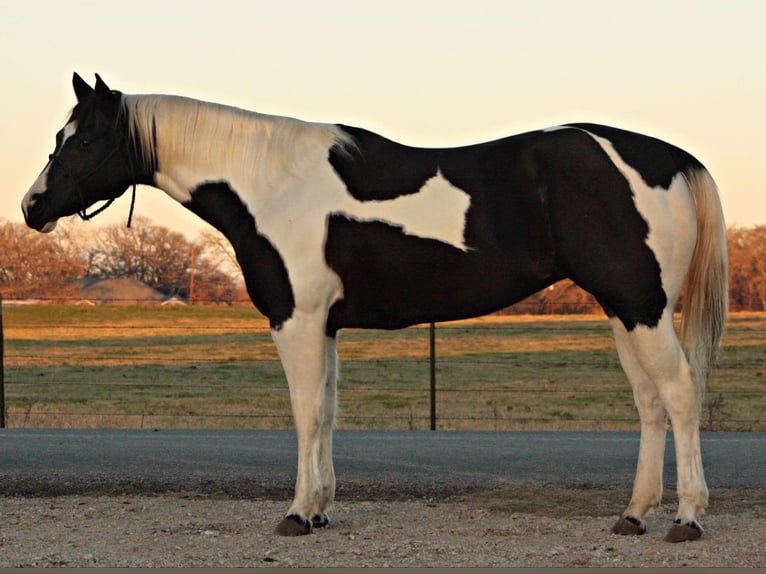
[21,190,59,233]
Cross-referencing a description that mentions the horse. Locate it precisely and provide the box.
[22,73,728,541]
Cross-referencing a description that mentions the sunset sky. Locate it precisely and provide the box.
[1,0,764,239]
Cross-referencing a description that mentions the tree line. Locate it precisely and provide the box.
[1,217,765,311]
[0,216,244,304]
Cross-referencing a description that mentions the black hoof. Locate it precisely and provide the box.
[311,513,329,528]
[275,514,312,536]
[611,515,646,536]
[665,519,703,542]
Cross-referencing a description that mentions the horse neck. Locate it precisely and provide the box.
[124,94,344,206]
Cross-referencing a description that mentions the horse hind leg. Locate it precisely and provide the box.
[614,311,708,542]
[609,318,667,536]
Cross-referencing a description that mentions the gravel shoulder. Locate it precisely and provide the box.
[1,488,764,567]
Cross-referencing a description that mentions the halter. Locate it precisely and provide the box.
[48,137,138,228]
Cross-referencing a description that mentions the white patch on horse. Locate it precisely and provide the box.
[26,121,78,196]
[230,163,473,314]
[22,120,80,233]
[586,133,697,301]
[155,172,193,203]
[333,169,471,251]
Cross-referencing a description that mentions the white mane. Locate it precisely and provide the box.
[120,94,354,185]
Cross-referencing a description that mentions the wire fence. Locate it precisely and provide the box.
[1,296,764,432]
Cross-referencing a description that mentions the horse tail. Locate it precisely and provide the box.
[680,166,728,410]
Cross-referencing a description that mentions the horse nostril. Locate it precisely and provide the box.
[26,192,42,209]
[22,191,45,217]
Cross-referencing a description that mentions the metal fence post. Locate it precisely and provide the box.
[0,293,5,428]
[429,322,436,430]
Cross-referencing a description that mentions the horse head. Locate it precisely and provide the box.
[22,73,137,232]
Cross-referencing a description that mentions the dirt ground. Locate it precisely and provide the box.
[1,488,764,567]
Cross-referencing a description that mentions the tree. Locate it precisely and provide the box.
[727,225,766,311]
[88,215,192,295]
[499,279,600,315]
[86,215,240,302]
[0,219,83,299]
[193,228,247,303]
[197,228,240,278]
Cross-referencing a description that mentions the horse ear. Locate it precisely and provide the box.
[73,72,93,102]
[94,73,112,98]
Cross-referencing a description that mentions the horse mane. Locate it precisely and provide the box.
[119,94,355,184]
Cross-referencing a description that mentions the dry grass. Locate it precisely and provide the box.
[3,306,764,431]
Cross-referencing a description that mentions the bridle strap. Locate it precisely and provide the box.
[48,137,137,228]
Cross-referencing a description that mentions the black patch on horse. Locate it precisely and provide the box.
[566,123,704,188]
[534,128,667,329]
[324,216,559,335]
[329,125,440,200]
[184,181,295,329]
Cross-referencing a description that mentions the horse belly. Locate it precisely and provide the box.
[324,216,556,332]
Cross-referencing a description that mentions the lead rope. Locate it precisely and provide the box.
[126,182,137,228]
[125,142,137,228]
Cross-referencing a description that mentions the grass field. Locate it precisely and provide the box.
[2,305,764,431]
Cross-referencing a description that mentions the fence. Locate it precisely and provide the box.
[1,299,764,431]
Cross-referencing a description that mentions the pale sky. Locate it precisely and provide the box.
[1,0,764,239]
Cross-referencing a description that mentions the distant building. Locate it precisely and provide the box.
[69,277,167,305]
[161,295,188,307]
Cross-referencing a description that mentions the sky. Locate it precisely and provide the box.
[1,0,764,239]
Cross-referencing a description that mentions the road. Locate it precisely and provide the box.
[0,430,763,499]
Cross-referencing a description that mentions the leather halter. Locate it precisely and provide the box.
[47,137,137,227]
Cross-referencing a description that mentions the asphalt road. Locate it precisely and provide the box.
[0,430,763,499]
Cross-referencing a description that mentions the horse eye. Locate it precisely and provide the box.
[80,139,91,148]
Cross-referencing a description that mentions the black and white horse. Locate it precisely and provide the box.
[22,74,728,541]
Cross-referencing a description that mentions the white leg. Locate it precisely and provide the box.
[314,335,339,527]
[617,311,708,541]
[270,311,333,535]
[610,318,667,535]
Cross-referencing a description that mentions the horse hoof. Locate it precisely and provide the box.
[611,515,646,535]
[665,520,703,542]
[275,514,312,536]
[311,513,329,528]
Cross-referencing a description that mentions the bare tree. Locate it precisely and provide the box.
[87,215,194,295]
[86,215,240,302]
[727,225,766,311]
[0,219,83,299]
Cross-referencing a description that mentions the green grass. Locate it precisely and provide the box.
[2,306,764,430]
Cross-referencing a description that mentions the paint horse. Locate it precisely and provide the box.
[23,74,727,541]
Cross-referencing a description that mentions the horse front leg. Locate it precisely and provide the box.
[312,335,339,529]
[271,311,335,536]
